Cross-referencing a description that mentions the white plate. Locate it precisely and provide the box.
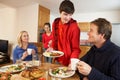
[20,61,33,67]
[43,51,64,58]
[0,64,25,73]
[49,67,75,78]
[0,55,4,58]
[21,61,40,67]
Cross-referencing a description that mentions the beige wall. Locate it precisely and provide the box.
[0,5,17,57]
[0,3,39,59]
[50,11,120,23]
[0,3,120,59]
[73,11,120,23]
[17,3,39,42]
[0,6,17,43]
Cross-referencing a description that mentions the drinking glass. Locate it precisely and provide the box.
[16,59,22,65]
[32,53,41,66]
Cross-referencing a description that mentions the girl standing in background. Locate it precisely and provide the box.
[42,23,53,63]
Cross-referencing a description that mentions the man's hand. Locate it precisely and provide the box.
[77,61,92,76]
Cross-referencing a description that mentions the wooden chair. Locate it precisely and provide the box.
[79,46,91,58]
[30,42,45,62]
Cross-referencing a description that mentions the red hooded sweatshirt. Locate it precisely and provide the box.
[52,18,81,66]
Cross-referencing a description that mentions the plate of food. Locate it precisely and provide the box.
[0,64,25,73]
[20,61,33,67]
[11,74,30,80]
[0,72,12,80]
[49,67,75,78]
[43,51,64,58]
[19,67,45,80]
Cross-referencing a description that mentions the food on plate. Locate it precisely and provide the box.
[0,72,11,80]
[6,65,24,73]
[10,74,30,80]
[51,67,73,76]
[44,52,51,56]
[50,52,61,56]
[49,67,75,78]
[20,61,33,67]
[0,64,25,73]
[38,77,46,80]
[43,51,64,57]
[20,67,44,80]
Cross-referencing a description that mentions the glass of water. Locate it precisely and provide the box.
[16,59,22,65]
[32,53,41,66]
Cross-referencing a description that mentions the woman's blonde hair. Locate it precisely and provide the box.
[17,31,28,47]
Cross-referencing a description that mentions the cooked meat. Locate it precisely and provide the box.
[20,67,44,80]
[50,52,61,56]
[0,72,11,80]
[21,70,30,78]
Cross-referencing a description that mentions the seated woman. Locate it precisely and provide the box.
[13,31,38,63]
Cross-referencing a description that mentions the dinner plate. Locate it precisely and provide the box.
[43,51,64,58]
[49,67,75,78]
[20,61,33,67]
[21,61,40,67]
[19,66,45,80]
[0,72,12,80]
[0,55,4,58]
[10,74,30,80]
[0,64,25,73]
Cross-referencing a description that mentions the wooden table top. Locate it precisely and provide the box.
[0,62,80,80]
[39,63,80,80]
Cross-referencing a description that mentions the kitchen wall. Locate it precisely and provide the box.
[72,11,120,46]
[17,3,39,42]
[73,11,120,23]
[0,3,39,59]
[111,23,120,46]
[0,5,17,44]
[50,11,120,23]
[50,10,120,46]
[0,4,17,56]
[0,3,120,59]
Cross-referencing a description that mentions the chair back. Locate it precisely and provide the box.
[30,42,43,54]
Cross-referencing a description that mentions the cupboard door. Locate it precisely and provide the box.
[38,5,50,29]
[78,22,90,32]
[38,5,50,42]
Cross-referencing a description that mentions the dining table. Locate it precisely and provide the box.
[0,62,80,80]
[38,63,80,80]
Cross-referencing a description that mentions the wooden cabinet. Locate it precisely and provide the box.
[78,22,91,58]
[79,46,91,58]
[78,22,90,32]
[38,5,50,42]
[37,5,50,55]
[38,5,50,29]
[30,42,45,62]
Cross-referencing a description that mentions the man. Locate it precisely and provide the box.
[77,18,120,80]
[48,0,81,66]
